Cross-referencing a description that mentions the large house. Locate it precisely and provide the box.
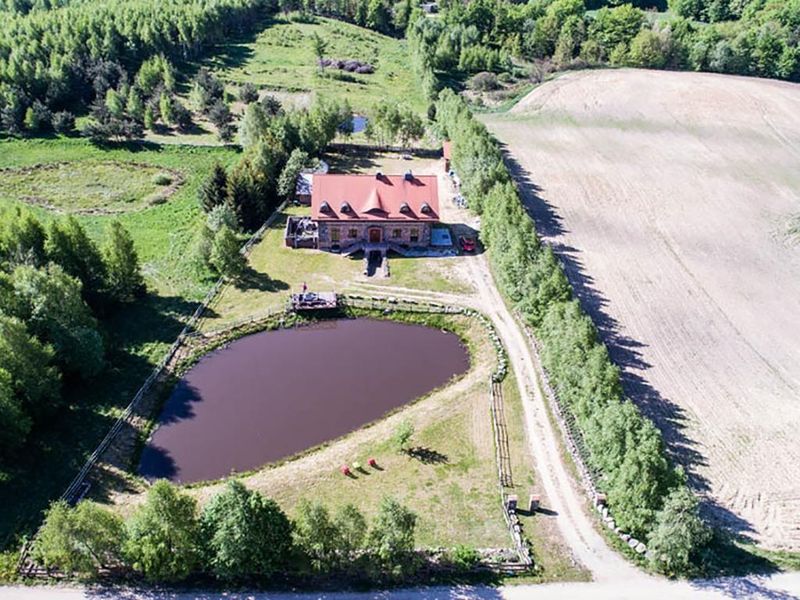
[286,171,440,251]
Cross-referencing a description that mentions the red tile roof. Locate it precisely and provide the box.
[311,174,440,222]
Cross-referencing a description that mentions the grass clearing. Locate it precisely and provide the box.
[0,161,180,214]
[0,137,240,299]
[199,15,428,114]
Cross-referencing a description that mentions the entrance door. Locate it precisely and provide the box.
[368,227,382,243]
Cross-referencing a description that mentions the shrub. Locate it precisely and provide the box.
[366,497,417,577]
[468,71,499,92]
[392,419,414,453]
[33,500,124,577]
[207,203,239,233]
[447,544,481,570]
[210,225,246,279]
[152,173,172,186]
[648,486,711,576]
[239,83,259,104]
[52,111,76,135]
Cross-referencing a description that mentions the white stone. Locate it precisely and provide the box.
[635,543,647,554]
[628,538,639,549]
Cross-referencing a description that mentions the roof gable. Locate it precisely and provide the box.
[311,174,440,222]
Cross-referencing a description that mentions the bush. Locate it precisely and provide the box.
[33,500,124,577]
[447,544,481,570]
[648,486,711,575]
[392,419,414,453]
[293,501,367,574]
[210,225,246,279]
[468,71,500,92]
[239,83,259,104]
[366,497,417,577]
[152,173,172,186]
[52,111,76,135]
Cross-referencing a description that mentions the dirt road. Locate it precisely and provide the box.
[3,571,800,600]
[483,69,800,550]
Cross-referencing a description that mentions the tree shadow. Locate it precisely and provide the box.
[692,578,797,600]
[324,149,382,173]
[234,266,289,292]
[406,446,448,464]
[498,144,734,526]
[138,443,179,482]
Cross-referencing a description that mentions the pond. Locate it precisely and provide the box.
[138,318,470,483]
[352,115,368,134]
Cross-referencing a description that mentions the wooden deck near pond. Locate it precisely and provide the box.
[289,291,338,311]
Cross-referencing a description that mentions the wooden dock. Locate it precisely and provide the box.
[290,292,338,311]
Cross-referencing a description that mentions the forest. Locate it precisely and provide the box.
[408,0,800,98]
[0,210,144,459]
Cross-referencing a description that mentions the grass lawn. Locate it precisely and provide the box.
[202,204,471,330]
[0,136,239,552]
[198,15,428,114]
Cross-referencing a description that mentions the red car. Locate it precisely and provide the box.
[459,236,476,252]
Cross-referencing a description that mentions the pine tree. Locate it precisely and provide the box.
[227,161,265,232]
[159,92,174,126]
[126,88,145,122]
[237,102,269,149]
[102,221,144,303]
[143,105,156,131]
[210,225,246,279]
[199,163,229,213]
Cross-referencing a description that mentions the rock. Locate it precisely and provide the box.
[606,519,616,530]
[621,534,631,543]
[602,507,609,519]
[628,538,639,549]
[635,543,647,554]
[614,527,622,534]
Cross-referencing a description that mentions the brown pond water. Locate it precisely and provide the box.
[138,318,470,483]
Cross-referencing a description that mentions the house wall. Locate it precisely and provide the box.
[318,221,432,250]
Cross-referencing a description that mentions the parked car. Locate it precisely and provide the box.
[459,236,476,252]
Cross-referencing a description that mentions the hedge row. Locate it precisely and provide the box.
[434,89,683,541]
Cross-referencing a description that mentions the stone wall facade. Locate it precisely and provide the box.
[318,221,432,250]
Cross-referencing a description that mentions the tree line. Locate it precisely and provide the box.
[433,89,709,576]
[0,0,270,130]
[279,0,415,37]
[33,479,425,583]
[0,209,143,462]
[407,0,800,91]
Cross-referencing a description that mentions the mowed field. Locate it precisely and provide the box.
[483,69,800,550]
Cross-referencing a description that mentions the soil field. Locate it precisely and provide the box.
[483,69,800,550]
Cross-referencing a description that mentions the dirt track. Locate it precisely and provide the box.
[483,69,800,550]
